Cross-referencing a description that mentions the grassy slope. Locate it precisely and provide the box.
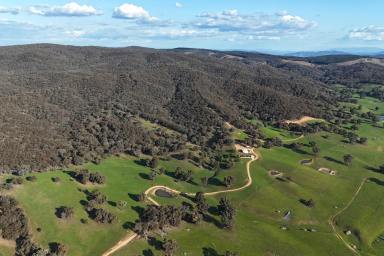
[0,246,14,256]
[11,155,247,256]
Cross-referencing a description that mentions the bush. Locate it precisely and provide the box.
[52,177,61,183]
[26,176,37,182]
[56,206,74,219]
[89,208,116,224]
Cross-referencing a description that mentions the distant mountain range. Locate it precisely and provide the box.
[284,48,384,57]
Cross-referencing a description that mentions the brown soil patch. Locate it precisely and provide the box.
[284,116,320,125]
[318,167,337,176]
[0,238,16,248]
[338,58,384,67]
[282,59,316,67]
[268,170,283,177]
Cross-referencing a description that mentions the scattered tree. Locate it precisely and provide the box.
[223,176,234,188]
[56,206,74,219]
[343,154,354,166]
[162,239,178,256]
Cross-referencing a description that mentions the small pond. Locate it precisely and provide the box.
[300,159,313,165]
[155,189,174,198]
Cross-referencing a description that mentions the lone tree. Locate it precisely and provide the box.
[88,190,107,205]
[358,137,368,144]
[223,176,234,188]
[26,176,37,182]
[162,239,178,256]
[148,157,159,169]
[218,197,236,229]
[56,206,74,219]
[148,169,157,181]
[343,154,354,166]
[195,192,209,214]
[89,208,116,224]
[312,145,320,157]
[52,177,61,183]
[50,242,68,256]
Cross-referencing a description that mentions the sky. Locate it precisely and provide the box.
[0,0,383,51]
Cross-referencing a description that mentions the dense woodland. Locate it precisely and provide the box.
[0,44,382,172]
[2,44,380,172]
[0,44,344,172]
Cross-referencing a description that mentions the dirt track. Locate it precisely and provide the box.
[284,116,319,125]
[328,178,367,255]
[102,148,259,256]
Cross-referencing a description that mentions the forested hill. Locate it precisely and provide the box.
[0,44,381,171]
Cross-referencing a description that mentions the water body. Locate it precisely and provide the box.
[155,189,174,198]
[300,159,313,165]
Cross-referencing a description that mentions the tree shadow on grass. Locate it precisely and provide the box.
[147,236,163,250]
[369,177,384,186]
[170,153,186,161]
[79,199,88,206]
[139,172,151,180]
[208,206,219,216]
[142,249,155,256]
[108,201,116,207]
[283,144,308,155]
[128,193,141,202]
[366,166,383,174]
[134,159,148,167]
[62,170,78,181]
[131,205,145,216]
[164,170,198,186]
[203,214,222,229]
[180,193,195,202]
[122,221,135,230]
[324,156,344,165]
[208,177,224,187]
[202,247,220,256]
[181,201,193,209]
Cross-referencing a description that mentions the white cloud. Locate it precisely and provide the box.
[277,12,315,30]
[348,26,384,41]
[65,29,86,38]
[0,6,20,15]
[144,28,216,39]
[175,2,183,8]
[29,2,101,17]
[191,10,316,39]
[113,3,157,21]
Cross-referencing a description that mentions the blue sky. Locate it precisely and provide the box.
[0,0,383,51]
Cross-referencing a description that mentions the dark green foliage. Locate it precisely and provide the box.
[162,239,178,256]
[55,206,74,219]
[88,208,116,224]
[218,197,236,229]
[0,45,336,172]
[74,169,106,185]
[343,154,354,166]
[26,176,37,182]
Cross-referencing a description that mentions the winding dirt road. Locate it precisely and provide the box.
[102,149,259,256]
[328,178,367,256]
